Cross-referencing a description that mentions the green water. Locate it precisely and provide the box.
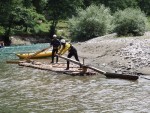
[0,44,150,113]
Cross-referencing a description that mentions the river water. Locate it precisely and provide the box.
[0,44,150,113]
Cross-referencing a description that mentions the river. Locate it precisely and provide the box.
[0,44,150,113]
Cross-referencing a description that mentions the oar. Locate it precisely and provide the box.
[25,47,50,62]
[57,55,139,80]
[85,65,138,80]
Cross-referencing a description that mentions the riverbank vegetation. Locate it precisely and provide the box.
[0,0,150,45]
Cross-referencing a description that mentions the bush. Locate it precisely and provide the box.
[113,8,149,36]
[56,21,69,39]
[0,26,5,35]
[68,4,113,41]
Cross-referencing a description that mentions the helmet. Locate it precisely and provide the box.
[53,34,57,38]
[61,39,66,44]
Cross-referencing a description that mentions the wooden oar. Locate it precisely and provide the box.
[57,55,139,80]
[25,47,50,62]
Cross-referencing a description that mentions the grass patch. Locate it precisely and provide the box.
[56,20,70,39]
[38,20,70,38]
[38,22,50,33]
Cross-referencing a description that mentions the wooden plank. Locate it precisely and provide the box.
[6,60,25,64]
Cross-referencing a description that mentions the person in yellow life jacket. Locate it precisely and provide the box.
[50,34,61,63]
[58,39,81,70]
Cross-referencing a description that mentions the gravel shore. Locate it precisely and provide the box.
[75,32,150,75]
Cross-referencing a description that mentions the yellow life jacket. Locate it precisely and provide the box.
[58,42,71,55]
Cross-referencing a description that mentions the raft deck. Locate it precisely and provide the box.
[19,61,97,76]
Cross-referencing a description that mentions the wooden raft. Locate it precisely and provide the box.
[18,61,96,76]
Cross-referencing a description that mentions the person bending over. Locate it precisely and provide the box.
[58,39,81,70]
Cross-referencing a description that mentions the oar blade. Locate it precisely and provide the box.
[105,72,139,80]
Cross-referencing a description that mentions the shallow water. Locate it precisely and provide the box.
[0,44,150,113]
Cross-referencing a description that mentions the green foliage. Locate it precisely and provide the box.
[1,0,150,42]
[0,26,5,35]
[56,21,69,38]
[11,7,46,35]
[68,4,113,41]
[22,0,33,8]
[113,8,149,36]
[46,0,83,37]
[138,0,150,15]
[83,0,138,13]
[32,0,47,14]
[38,22,50,33]
[100,0,138,13]
[0,0,23,32]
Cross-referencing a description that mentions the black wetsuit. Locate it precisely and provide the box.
[66,44,80,69]
[50,39,61,63]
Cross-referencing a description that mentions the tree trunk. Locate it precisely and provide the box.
[4,16,14,46]
[49,19,58,38]
[3,35,11,46]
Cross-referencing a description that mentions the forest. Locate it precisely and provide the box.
[0,0,150,45]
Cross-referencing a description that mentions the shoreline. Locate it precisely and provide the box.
[10,35,50,45]
[10,32,150,76]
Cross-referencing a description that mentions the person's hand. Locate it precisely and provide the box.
[56,54,60,56]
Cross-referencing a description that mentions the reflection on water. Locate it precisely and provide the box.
[0,44,150,113]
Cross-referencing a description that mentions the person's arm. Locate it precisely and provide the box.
[58,44,65,55]
[60,43,71,55]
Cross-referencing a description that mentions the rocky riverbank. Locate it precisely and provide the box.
[75,32,150,75]
[10,35,50,45]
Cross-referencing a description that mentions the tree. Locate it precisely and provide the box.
[0,0,46,45]
[87,0,138,13]
[32,0,47,14]
[69,4,113,41]
[12,7,46,34]
[113,8,148,36]
[23,0,33,8]
[0,0,22,45]
[46,0,83,38]
[138,0,150,15]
